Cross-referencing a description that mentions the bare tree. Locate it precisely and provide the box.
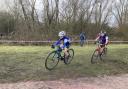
[55,0,59,23]
[93,0,113,29]
[19,0,28,21]
[78,0,96,31]
[113,0,128,27]
[29,0,37,22]
[3,0,119,40]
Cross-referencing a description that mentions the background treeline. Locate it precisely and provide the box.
[0,0,128,41]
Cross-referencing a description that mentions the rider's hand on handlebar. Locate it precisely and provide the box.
[51,45,55,49]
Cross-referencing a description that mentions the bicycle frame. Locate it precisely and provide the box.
[54,46,64,60]
[95,42,107,54]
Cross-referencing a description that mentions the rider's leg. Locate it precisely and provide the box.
[64,48,69,57]
[100,45,105,55]
[96,44,100,55]
[80,40,82,46]
[80,40,84,47]
[99,45,104,55]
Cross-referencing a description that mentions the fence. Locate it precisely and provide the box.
[0,40,128,45]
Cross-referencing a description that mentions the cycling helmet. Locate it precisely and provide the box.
[58,31,66,37]
[104,31,107,34]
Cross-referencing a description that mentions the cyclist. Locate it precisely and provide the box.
[95,31,108,55]
[52,31,71,59]
[79,32,86,47]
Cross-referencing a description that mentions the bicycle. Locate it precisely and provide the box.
[45,45,74,70]
[91,43,107,64]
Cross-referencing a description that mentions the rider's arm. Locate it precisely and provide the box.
[105,36,109,45]
[95,36,99,41]
[53,39,62,46]
[51,39,62,48]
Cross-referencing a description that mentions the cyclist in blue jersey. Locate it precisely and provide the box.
[79,32,86,47]
[95,31,108,55]
[51,31,71,59]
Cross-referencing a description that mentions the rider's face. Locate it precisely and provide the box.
[59,36,63,39]
[101,33,104,36]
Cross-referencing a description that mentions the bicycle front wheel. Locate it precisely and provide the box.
[45,51,59,70]
[91,50,100,64]
[64,48,74,64]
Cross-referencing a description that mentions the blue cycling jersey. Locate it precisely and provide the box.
[80,33,86,40]
[54,36,71,48]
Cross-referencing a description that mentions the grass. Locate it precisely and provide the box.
[0,44,128,83]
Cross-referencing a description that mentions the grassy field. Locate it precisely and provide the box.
[0,44,128,83]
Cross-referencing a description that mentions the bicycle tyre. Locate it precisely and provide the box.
[45,51,59,70]
[64,48,74,64]
[91,50,100,64]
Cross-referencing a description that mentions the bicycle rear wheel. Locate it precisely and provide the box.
[91,50,100,64]
[64,48,74,64]
[45,51,59,70]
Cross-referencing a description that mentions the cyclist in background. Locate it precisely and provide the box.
[80,32,86,47]
[52,31,71,59]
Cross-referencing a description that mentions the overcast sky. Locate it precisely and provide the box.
[0,0,7,11]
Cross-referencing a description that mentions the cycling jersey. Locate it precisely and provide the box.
[54,36,71,49]
[80,33,86,40]
[96,34,108,45]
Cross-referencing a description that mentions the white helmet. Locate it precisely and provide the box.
[104,31,106,34]
[101,33,104,36]
[58,31,66,37]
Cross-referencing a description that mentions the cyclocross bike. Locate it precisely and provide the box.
[45,45,74,70]
[91,43,107,64]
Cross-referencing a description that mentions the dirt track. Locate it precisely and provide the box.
[0,74,128,89]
